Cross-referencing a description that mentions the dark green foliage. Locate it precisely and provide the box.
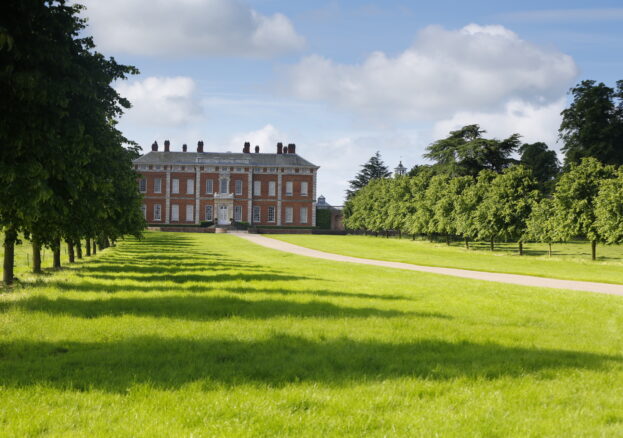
[519,142,560,194]
[346,151,391,199]
[559,80,623,167]
[200,221,214,228]
[316,209,331,230]
[424,124,520,177]
[0,0,143,285]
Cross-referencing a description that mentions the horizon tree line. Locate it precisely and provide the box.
[345,79,623,259]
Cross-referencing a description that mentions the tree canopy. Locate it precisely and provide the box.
[424,124,520,177]
[519,142,560,194]
[1,0,144,285]
[559,79,623,167]
[346,151,391,200]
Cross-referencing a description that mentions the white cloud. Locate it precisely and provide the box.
[116,76,202,127]
[432,98,566,149]
[285,24,578,120]
[229,124,288,153]
[86,0,305,57]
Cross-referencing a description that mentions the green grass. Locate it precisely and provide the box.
[1,231,623,436]
[270,234,623,284]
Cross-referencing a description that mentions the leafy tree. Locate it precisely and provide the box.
[525,198,560,256]
[474,166,539,254]
[552,157,616,260]
[404,170,435,238]
[346,151,391,199]
[453,172,494,249]
[1,0,141,284]
[519,142,560,194]
[595,169,623,245]
[424,124,520,177]
[386,176,416,236]
[559,79,623,167]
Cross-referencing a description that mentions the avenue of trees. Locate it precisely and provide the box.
[1,0,145,285]
[345,79,623,260]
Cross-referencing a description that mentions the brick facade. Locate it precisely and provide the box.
[134,144,318,227]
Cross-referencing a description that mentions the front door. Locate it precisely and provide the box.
[218,204,229,225]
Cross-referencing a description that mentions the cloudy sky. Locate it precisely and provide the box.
[84,0,623,204]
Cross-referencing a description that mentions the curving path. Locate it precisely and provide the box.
[234,233,623,297]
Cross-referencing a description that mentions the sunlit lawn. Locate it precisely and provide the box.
[271,234,623,284]
[1,231,623,436]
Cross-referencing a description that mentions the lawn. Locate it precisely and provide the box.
[1,231,623,436]
[270,234,623,285]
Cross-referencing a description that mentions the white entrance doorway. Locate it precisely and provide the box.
[218,204,229,225]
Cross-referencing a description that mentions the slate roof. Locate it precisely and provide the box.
[134,151,318,168]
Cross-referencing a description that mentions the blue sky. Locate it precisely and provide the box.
[84,0,623,204]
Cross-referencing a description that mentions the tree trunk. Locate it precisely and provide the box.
[591,240,597,261]
[465,238,469,250]
[76,240,82,259]
[92,242,97,255]
[67,240,75,263]
[53,239,61,269]
[490,239,494,251]
[548,243,552,257]
[518,241,523,256]
[86,238,91,256]
[412,234,415,241]
[3,226,17,286]
[32,238,42,274]
[446,235,450,246]
[398,230,402,239]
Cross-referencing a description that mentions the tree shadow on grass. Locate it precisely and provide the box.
[223,286,413,302]
[46,272,315,294]
[7,295,429,321]
[0,335,619,392]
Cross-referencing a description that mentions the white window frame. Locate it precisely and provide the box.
[171,204,179,221]
[154,178,162,194]
[220,177,228,194]
[141,204,147,219]
[205,205,213,221]
[268,181,276,196]
[234,205,242,221]
[139,178,146,193]
[285,207,293,223]
[285,181,293,196]
[253,181,261,196]
[301,181,308,196]
[186,205,194,222]
[267,206,275,222]
[253,206,261,222]
[206,179,214,194]
[300,207,308,224]
[187,179,194,195]
[172,178,179,194]
[235,180,243,195]
[154,204,162,221]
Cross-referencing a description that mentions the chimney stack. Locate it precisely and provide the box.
[182,144,187,152]
[197,140,204,153]
[164,140,170,152]
[283,146,288,154]
[151,141,158,151]
[243,142,250,153]
[288,143,296,154]
[277,142,283,154]
[254,145,260,153]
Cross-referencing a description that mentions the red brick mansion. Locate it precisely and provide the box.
[134,140,319,227]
